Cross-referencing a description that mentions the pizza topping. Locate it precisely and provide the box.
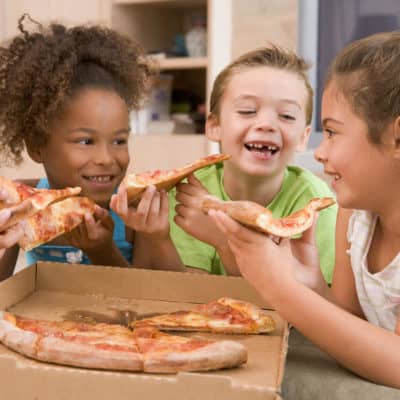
[133,298,275,334]
[124,154,230,205]
[0,311,247,373]
[203,195,335,238]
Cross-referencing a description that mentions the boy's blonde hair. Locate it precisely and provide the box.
[209,45,314,125]
[325,31,400,144]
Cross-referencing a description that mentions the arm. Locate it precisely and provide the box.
[211,211,400,388]
[110,184,184,271]
[174,174,240,275]
[330,207,364,317]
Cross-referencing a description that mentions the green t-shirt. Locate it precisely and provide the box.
[169,163,337,283]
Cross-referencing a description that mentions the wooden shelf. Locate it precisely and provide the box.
[151,56,208,70]
[114,0,205,6]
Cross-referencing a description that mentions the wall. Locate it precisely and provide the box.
[231,0,297,57]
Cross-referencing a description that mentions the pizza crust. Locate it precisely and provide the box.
[143,340,247,373]
[202,196,335,237]
[124,154,230,205]
[0,311,248,373]
[37,336,144,371]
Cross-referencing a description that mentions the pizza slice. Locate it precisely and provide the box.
[132,297,275,334]
[18,196,96,251]
[0,311,247,373]
[123,153,230,205]
[132,325,247,373]
[0,176,81,230]
[202,196,335,237]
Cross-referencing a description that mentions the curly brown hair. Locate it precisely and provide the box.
[0,14,155,164]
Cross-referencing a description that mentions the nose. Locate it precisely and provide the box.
[93,143,114,166]
[314,141,327,164]
[255,110,277,132]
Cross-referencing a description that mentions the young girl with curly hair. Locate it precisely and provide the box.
[0,15,154,278]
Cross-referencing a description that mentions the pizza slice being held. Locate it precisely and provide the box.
[0,312,247,373]
[202,196,335,237]
[0,176,81,230]
[18,196,96,251]
[123,153,230,205]
[132,297,275,334]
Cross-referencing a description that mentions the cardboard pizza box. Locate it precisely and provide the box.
[0,262,289,400]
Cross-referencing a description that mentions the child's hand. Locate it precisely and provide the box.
[289,216,326,293]
[209,210,300,301]
[110,184,169,239]
[0,191,27,256]
[174,174,226,249]
[64,205,114,253]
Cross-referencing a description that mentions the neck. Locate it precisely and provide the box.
[223,165,285,205]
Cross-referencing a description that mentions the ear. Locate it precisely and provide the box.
[393,116,400,160]
[205,113,222,143]
[296,125,312,152]
[25,142,44,164]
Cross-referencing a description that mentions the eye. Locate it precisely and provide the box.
[113,137,128,145]
[237,109,256,115]
[279,114,296,121]
[78,138,93,145]
[324,128,336,139]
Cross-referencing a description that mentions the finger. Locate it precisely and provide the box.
[208,210,253,243]
[0,209,11,227]
[0,224,24,248]
[176,180,206,197]
[300,213,319,245]
[109,194,117,213]
[149,191,161,218]
[0,189,8,201]
[160,190,169,218]
[117,185,129,215]
[175,191,199,208]
[187,174,205,188]
[137,185,156,213]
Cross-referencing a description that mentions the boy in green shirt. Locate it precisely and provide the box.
[112,45,337,283]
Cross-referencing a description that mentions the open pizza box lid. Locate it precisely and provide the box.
[0,262,289,400]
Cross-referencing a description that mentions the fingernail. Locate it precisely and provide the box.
[0,209,11,224]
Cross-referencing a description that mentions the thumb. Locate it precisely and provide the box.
[300,212,318,245]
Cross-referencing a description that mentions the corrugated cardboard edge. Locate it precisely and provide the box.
[35,262,274,309]
[0,263,289,399]
[0,264,36,310]
[276,321,290,398]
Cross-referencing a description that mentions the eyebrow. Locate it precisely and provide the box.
[322,118,344,127]
[233,95,302,110]
[67,127,130,135]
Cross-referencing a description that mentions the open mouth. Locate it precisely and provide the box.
[83,175,115,184]
[244,142,280,156]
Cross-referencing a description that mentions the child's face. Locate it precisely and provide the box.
[32,88,130,208]
[315,81,393,209]
[206,66,310,178]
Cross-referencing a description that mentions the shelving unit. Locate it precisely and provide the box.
[111,0,209,133]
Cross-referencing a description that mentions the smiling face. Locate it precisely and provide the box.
[315,81,396,210]
[29,88,130,208]
[206,66,310,180]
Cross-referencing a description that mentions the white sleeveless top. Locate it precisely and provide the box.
[347,210,400,331]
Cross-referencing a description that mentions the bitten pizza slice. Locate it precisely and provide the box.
[123,153,230,205]
[202,196,335,237]
[0,312,247,373]
[132,297,275,334]
[18,196,96,250]
[132,326,247,373]
[0,176,81,229]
